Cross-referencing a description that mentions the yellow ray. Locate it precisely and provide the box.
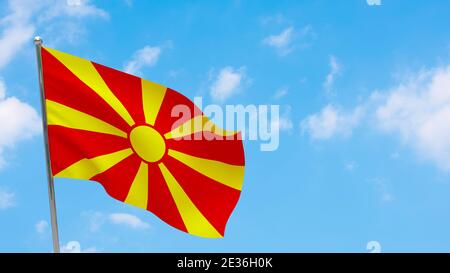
[124,161,149,209]
[44,47,135,126]
[55,148,133,179]
[158,163,222,238]
[164,115,238,139]
[167,149,244,191]
[141,79,167,126]
[46,100,127,138]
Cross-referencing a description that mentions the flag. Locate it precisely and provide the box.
[40,47,245,238]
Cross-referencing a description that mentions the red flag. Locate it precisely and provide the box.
[41,47,245,238]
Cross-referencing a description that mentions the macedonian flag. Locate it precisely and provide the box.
[40,47,245,238]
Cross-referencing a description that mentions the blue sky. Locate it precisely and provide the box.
[2,0,450,252]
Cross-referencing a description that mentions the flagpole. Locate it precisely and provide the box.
[34,36,60,253]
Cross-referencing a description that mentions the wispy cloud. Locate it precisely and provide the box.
[108,213,150,230]
[42,0,109,46]
[366,0,382,6]
[84,211,151,231]
[323,55,341,96]
[304,61,450,171]
[35,220,49,234]
[0,187,15,210]
[273,86,289,100]
[210,66,249,102]
[263,27,294,56]
[374,65,450,170]
[0,0,108,68]
[263,25,314,56]
[301,104,364,140]
[62,0,109,18]
[0,0,36,69]
[124,46,162,75]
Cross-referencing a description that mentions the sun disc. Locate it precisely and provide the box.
[129,125,166,163]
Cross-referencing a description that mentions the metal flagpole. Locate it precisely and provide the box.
[34,36,60,253]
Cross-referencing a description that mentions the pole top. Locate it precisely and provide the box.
[34,36,43,46]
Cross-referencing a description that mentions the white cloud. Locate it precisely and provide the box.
[38,0,109,20]
[303,62,450,171]
[0,187,15,209]
[0,23,34,68]
[124,46,162,75]
[263,25,314,56]
[0,79,41,169]
[301,104,364,140]
[0,98,41,147]
[108,213,150,230]
[40,0,109,47]
[83,211,150,231]
[375,65,450,170]
[62,0,108,18]
[61,241,97,253]
[367,0,382,6]
[0,0,108,69]
[263,27,294,55]
[35,220,49,234]
[323,55,341,95]
[210,66,247,102]
[0,0,36,69]
[273,86,289,99]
